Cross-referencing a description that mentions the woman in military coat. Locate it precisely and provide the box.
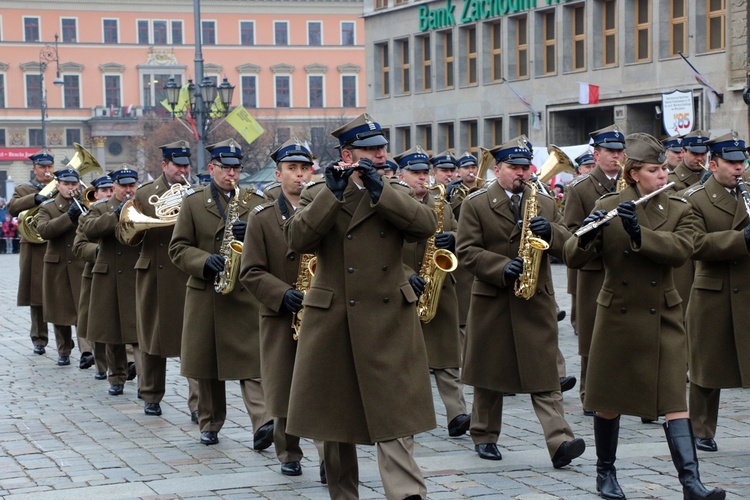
[564,133,724,500]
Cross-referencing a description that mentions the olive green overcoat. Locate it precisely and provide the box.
[8,181,47,306]
[72,222,98,340]
[667,161,702,193]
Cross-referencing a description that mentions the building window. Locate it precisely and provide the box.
[377,42,390,97]
[105,75,121,107]
[397,39,410,94]
[275,21,289,45]
[462,120,478,156]
[341,21,355,45]
[172,21,183,45]
[26,74,42,108]
[29,129,44,147]
[24,17,40,42]
[153,20,168,45]
[512,115,529,138]
[308,75,324,107]
[63,75,80,108]
[141,72,176,108]
[311,126,326,149]
[61,18,77,43]
[487,117,503,147]
[240,21,255,46]
[396,126,411,152]
[241,75,257,108]
[137,20,149,44]
[438,122,455,151]
[103,19,118,44]
[65,129,81,147]
[0,129,5,147]
[418,124,433,154]
[202,20,216,45]
[635,0,651,61]
[670,0,686,56]
[275,75,291,107]
[418,35,432,91]
[490,22,502,82]
[516,16,528,78]
[277,127,291,143]
[442,30,454,89]
[543,11,556,74]
[0,74,5,108]
[465,26,477,85]
[394,0,408,4]
[308,21,322,46]
[375,0,388,9]
[342,74,357,107]
[573,5,586,70]
[707,0,725,52]
[603,0,617,66]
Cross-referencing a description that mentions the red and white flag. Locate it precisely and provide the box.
[578,83,600,104]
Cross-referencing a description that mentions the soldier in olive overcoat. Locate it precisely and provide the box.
[169,139,272,448]
[564,133,724,500]
[36,168,85,365]
[284,114,436,499]
[81,168,141,396]
[457,136,584,468]
[667,130,710,192]
[8,150,56,354]
[684,132,750,454]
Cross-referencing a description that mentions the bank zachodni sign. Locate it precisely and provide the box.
[419,0,569,32]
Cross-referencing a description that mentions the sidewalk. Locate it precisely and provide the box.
[0,253,747,498]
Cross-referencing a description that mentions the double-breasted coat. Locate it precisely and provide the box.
[564,186,696,419]
[169,185,265,381]
[80,197,140,344]
[450,191,473,326]
[457,181,570,394]
[240,196,300,417]
[123,175,189,357]
[72,221,98,340]
[283,178,437,444]
[8,181,48,306]
[402,193,461,369]
[562,166,618,356]
[36,194,84,325]
[667,161,703,193]
[684,177,750,388]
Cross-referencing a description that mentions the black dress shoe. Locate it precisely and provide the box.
[552,438,586,468]
[108,384,124,396]
[144,402,162,416]
[557,309,566,321]
[94,371,108,380]
[191,410,199,424]
[320,462,327,484]
[583,409,595,416]
[560,376,577,393]
[448,414,471,437]
[475,443,502,460]
[253,421,274,450]
[57,356,71,366]
[33,345,46,355]
[137,389,142,400]
[281,461,302,476]
[641,417,656,423]
[126,362,136,381]
[695,437,718,452]
[200,431,219,445]
[79,352,95,369]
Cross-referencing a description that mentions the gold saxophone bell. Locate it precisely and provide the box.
[291,255,317,340]
[514,180,550,300]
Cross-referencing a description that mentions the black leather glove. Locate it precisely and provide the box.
[67,202,82,223]
[324,162,355,201]
[579,210,609,247]
[617,201,641,245]
[34,194,46,205]
[231,220,247,241]
[529,216,552,243]
[283,289,305,313]
[503,256,524,283]
[203,253,225,278]
[434,232,455,252]
[446,178,463,199]
[357,158,384,204]
[114,199,129,219]
[409,274,426,297]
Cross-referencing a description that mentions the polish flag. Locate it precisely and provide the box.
[578,83,600,105]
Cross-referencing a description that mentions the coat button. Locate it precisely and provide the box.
[509,238,514,244]
[733,288,739,294]
[382,266,388,271]
[290,255,296,261]
[623,250,630,255]
[216,236,221,242]
[67,260,71,264]
[380,231,386,238]
[117,270,123,274]
[158,265,163,269]
[348,299,356,306]
[650,308,656,314]
[347,267,355,273]
[117,251,122,256]
[347,234,353,240]
[622,280,628,286]
[620,308,627,314]
[383,297,389,303]
[159,243,164,247]
[650,281,657,286]
[417,261,423,267]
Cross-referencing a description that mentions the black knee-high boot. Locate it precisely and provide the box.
[594,415,625,499]
[663,418,726,500]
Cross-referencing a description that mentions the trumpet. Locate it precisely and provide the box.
[69,182,90,216]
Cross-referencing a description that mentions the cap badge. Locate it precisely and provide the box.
[613,125,621,138]
[364,113,376,131]
[732,130,739,146]
[416,145,425,154]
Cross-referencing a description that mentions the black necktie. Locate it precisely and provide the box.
[511,194,521,221]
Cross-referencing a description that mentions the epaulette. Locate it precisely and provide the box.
[398,180,410,188]
[263,181,280,192]
[599,192,619,199]
[304,179,326,189]
[466,188,487,201]
[253,201,274,214]
[668,195,688,204]
[91,198,109,206]
[40,198,55,206]
[569,174,590,187]
[683,185,704,198]
[139,179,155,188]
[255,189,265,198]
[186,185,206,197]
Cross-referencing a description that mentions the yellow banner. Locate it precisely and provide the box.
[160,84,191,117]
[224,106,265,145]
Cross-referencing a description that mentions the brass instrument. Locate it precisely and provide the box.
[291,254,317,340]
[69,182,90,216]
[18,143,102,244]
[417,183,459,322]
[472,146,495,192]
[514,180,550,300]
[82,185,97,207]
[538,145,575,184]
[214,182,243,295]
[616,161,628,192]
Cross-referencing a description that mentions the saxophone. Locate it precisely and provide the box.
[291,254,317,340]
[514,180,551,300]
[616,160,628,192]
[417,183,458,323]
[214,182,244,295]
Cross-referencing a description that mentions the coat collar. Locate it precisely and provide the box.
[590,165,618,194]
[487,181,523,233]
[672,162,702,185]
[625,185,669,230]
[704,176,746,228]
[203,183,250,224]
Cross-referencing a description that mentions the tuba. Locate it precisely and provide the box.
[538,145,575,184]
[291,254,317,340]
[214,182,243,295]
[18,143,102,244]
[514,180,550,300]
[417,183,458,323]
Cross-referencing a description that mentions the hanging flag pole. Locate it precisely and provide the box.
[501,77,542,130]
[677,51,723,112]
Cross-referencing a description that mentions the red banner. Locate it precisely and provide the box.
[0,148,38,162]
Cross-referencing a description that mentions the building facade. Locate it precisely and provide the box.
[0,0,365,198]
[364,0,749,158]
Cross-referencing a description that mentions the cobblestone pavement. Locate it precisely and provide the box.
[0,253,748,499]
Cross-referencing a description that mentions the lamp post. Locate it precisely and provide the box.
[39,34,65,149]
[164,0,235,170]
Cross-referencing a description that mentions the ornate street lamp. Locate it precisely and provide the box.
[39,34,65,149]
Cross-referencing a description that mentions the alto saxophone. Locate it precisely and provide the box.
[514,180,550,300]
[214,182,244,295]
[616,160,628,192]
[291,254,317,340]
[417,183,458,323]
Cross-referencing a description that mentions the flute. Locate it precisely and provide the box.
[574,181,675,237]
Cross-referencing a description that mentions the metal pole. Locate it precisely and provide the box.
[193,0,206,170]
[40,63,46,148]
